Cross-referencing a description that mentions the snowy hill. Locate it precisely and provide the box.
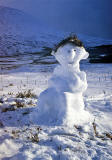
[0,6,38,33]
[0,6,50,56]
[0,6,112,60]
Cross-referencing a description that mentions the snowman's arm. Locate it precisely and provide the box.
[80,71,87,83]
[74,71,88,92]
[81,71,88,91]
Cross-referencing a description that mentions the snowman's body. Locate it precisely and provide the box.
[37,43,91,126]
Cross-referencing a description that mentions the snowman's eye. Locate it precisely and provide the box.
[74,49,76,51]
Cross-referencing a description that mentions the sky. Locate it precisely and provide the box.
[0,0,112,39]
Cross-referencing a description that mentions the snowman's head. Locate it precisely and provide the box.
[51,35,89,65]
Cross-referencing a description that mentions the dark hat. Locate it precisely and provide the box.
[54,35,83,52]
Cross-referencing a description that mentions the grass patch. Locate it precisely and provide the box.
[2,101,26,112]
[29,133,39,143]
[105,133,112,140]
[92,122,98,137]
[15,100,26,108]
[0,121,4,127]
[16,89,36,98]
[9,83,14,86]
[2,107,16,112]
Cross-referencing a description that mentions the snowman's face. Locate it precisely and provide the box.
[53,43,89,65]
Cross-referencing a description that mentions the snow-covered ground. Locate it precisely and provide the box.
[0,55,112,159]
[0,5,112,160]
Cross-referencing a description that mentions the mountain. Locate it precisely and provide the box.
[0,6,38,33]
[0,6,112,60]
[0,6,49,56]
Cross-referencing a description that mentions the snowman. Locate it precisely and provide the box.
[36,35,91,126]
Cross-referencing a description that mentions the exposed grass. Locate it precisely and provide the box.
[8,92,13,95]
[92,121,112,140]
[2,107,16,112]
[11,128,40,142]
[2,100,26,112]
[29,133,39,143]
[92,121,98,137]
[16,89,36,98]
[11,130,20,139]
[105,133,112,140]
[15,100,26,108]
[0,121,4,127]
[9,83,13,86]
[0,98,3,103]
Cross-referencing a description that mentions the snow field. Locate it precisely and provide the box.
[0,61,112,159]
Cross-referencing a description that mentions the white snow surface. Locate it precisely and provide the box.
[36,44,92,126]
[0,54,112,160]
